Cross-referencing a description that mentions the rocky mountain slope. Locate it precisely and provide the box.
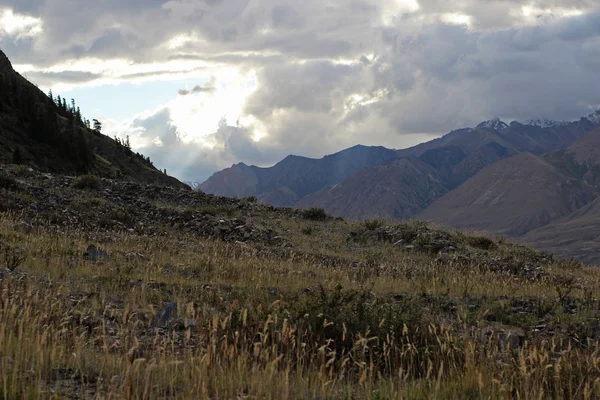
[297,158,447,220]
[200,145,397,206]
[418,151,599,236]
[417,126,600,262]
[522,195,600,263]
[567,125,600,165]
[314,117,595,220]
[0,49,185,188]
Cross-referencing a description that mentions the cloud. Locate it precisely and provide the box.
[178,77,216,95]
[3,1,600,183]
[0,8,43,39]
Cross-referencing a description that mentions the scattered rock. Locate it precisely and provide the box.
[152,302,178,329]
[83,245,110,262]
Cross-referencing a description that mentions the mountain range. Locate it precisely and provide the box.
[3,45,600,264]
[201,110,600,263]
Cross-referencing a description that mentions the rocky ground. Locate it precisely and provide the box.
[1,164,600,398]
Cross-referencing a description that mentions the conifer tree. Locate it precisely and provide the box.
[93,119,102,134]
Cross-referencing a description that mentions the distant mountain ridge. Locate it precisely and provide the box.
[200,108,600,262]
[202,111,597,215]
[200,145,397,206]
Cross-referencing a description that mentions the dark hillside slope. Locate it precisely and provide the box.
[0,49,186,188]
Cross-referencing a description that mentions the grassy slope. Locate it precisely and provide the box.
[1,166,600,399]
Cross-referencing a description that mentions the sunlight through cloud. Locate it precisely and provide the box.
[0,8,43,39]
[169,68,258,145]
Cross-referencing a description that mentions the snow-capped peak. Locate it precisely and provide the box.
[476,118,508,131]
[524,119,568,128]
[586,109,600,125]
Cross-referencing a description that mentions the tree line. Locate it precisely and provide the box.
[0,71,160,174]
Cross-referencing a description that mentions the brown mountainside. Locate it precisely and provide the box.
[566,125,600,165]
[417,152,598,236]
[297,158,447,220]
[522,196,600,264]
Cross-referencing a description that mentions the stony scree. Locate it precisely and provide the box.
[350,222,550,280]
[0,165,293,247]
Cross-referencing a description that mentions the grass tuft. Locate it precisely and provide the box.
[72,174,101,190]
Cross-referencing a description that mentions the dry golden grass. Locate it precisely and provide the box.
[1,214,600,399]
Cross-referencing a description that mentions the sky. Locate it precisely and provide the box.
[1,1,600,183]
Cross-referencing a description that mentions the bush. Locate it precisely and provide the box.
[245,196,258,203]
[0,173,18,190]
[364,219,385,231]
[301,226,313,235]
[99,209,133,227]
[73,174,101,190]
[0,242,26,271]
[465,235,497,250]
[302,207,328,221]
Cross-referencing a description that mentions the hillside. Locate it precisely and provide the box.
[418,152,599,236]
[0,49,186,188]
[297,158,447,220]
[2,163,600,398]
[522,195,600,263]
[200,145,397,205]
[566,125,600,165]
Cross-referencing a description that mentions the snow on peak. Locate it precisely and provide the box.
[524,119,568,128]
[586,109,600,125]
[476,118,508,131]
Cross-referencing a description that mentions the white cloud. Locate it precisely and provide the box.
[3,0,600,183]
[0,8,43,39]
[169,68,258,144]
[440,13,473,27]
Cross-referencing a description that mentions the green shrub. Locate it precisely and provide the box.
[301,226,313,235]
[245,196,258,203]
[364,219,385,231]
[11,147,24,165]
[88,197,108,207]
[73,174,101,190]
[0,242,26,271]
[100,209,133,227]
[465,235,497,250]
[302,207,327,221]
